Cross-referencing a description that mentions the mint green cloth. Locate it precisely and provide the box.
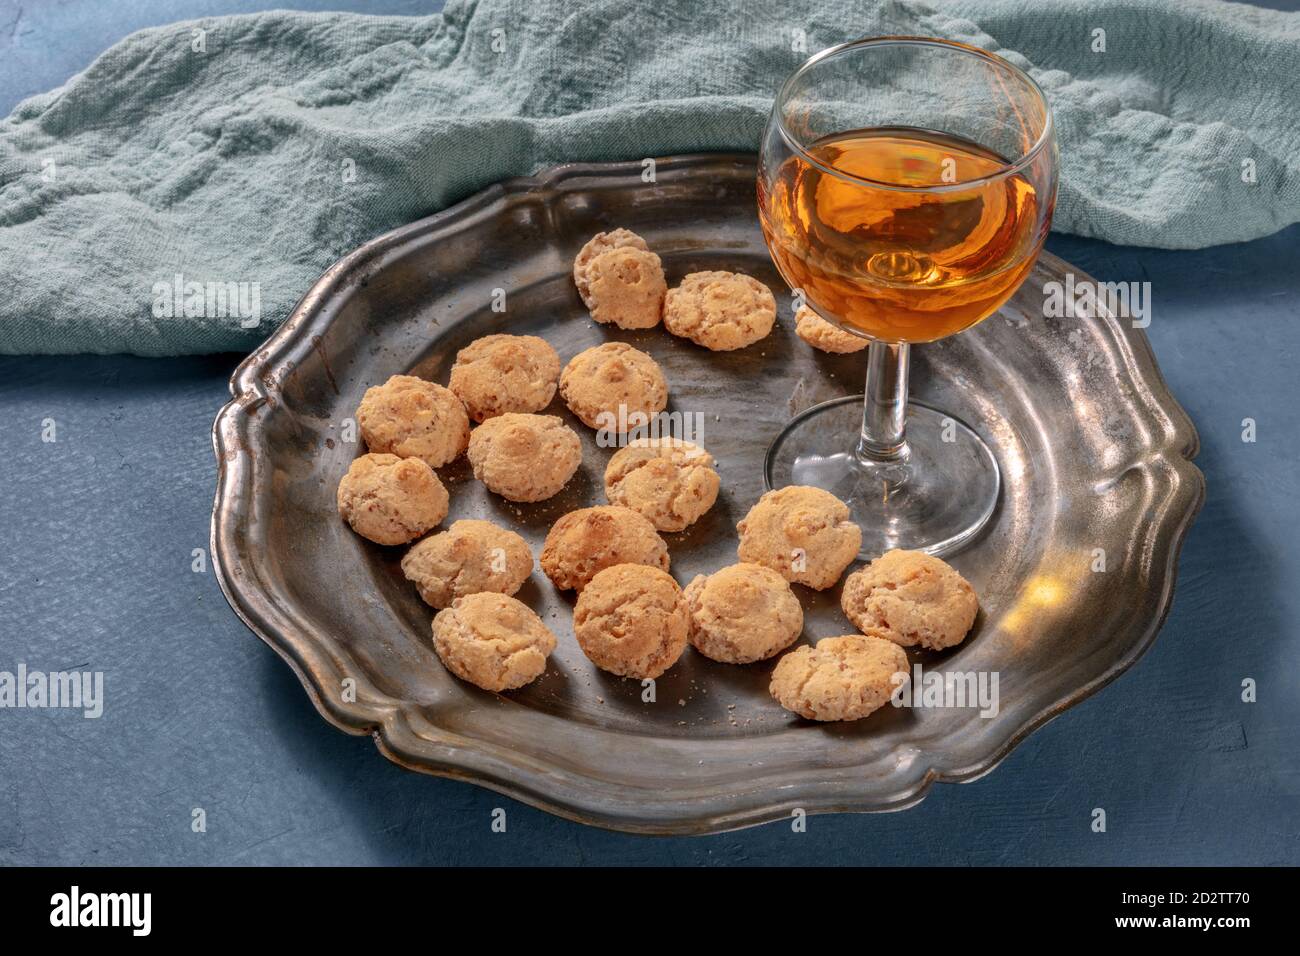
[1,0,1297,355]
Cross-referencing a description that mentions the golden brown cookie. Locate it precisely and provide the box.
[357,374,470,469]
[466,413,582,503]
[447,334,561,423]
[573,564,688,679]
[539,505,669,592]
[401,519,533,609]
[683,563,803,664]
[559,342,668,432]
[431,592,557,692]
[603,438,720,533]
[573,228,650,305]
[794,305,868,354]
[736,486,861,590]
[769,635,909,721]
[663,270,777,350]
[336,453,448,546]
[584,247,667,330]
[840,549,979,650]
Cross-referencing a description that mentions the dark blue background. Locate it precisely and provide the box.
[1,0,1296,865]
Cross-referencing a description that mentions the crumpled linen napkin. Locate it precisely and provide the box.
[1,0,1296,355]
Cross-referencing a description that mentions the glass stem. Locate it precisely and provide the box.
[856,340,910,464]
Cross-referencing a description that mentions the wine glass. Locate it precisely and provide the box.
[757,36,1058,556]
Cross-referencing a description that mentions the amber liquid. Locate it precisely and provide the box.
[759,127,1043,342]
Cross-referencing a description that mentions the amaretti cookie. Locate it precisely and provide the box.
[583,246,667,329]
[603,437,720,533]
[573,228,649,304]
[467,412,581,502]
[401,519,533,609]
[573,564,688,679]
[769,635,909,722]
[663,271,777,351]
[431,592,557,692]
[357,374,470,468]
[840,549,979,650]
[336,453,448,546]
[448,334,561,423]
[683,563,803,664]
[559,342,668,432]
[794,304,868,354]
[539,505,669,592]
[736,486,861,590]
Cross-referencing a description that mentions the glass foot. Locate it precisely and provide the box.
[764,397,999,558]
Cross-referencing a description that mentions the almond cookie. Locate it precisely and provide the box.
[401,519,533,609]
[539,505,669,592]
[467,413,581,503]
[736,486,861,590]
[357,374,470,469]
[559,342,668,432]
[603,437,720,533]
[841,549,979,651]
[769,635,909,722]
[336,453,449,546]
[663,271,777,351]
[584,247,667,330]
[431,592,557,692]
[683,563,803,664]
[573,228,650,305]
[447,334,561,423]
[794,305,868,354]
[573,564,688,679]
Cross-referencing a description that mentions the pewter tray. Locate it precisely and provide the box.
[211,155,1204,834]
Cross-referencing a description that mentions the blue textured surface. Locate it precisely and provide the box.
[1,0,1297,865]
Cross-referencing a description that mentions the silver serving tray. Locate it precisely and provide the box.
[211,154,1204,834]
